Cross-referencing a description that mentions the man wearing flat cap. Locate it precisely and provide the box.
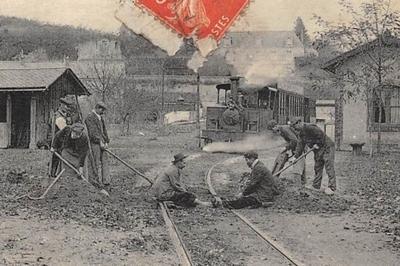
[85,102,110,187]
[153,153,215,207]
[216,151,280,209]
[289,118,336,195]
[51,123,89,178]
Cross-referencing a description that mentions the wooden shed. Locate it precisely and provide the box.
[0,67,89,149]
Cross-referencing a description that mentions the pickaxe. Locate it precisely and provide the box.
[104,148,153,186]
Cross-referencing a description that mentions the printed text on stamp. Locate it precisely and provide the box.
[135,0,249,40]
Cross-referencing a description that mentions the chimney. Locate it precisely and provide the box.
[230,76,240,103]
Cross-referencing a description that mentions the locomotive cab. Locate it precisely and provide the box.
[201,77,316,144]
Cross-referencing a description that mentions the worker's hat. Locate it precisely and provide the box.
[60,95,75,106]
[70,123,85,134]
[95,101,107,110]
[172,153,188,163]
[243,150,258,159]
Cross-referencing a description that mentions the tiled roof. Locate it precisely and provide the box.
[0,67,67,90]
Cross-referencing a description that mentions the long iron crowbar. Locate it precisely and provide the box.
[104,148,153,186]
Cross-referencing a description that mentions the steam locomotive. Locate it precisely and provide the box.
[201,77,316,143]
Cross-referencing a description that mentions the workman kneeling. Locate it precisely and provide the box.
[215,151,280,209]
[50,123,89,178]
[153,153,216,208]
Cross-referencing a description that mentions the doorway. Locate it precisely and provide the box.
[0,94,7,148]
[11,93,31,148]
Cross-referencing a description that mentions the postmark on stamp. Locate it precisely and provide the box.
[115,0,250,59]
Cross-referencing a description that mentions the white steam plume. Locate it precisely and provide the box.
[203,131,285,154]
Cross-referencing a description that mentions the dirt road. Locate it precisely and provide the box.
[0,126,399,265]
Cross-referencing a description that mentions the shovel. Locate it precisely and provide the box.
[272,147,315,177]
[54,151,110,197]
[104,148,153,186]
[28,169,66,200]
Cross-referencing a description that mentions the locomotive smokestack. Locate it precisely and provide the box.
[230,76,240,103]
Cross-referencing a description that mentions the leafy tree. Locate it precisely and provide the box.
[313,0,400,153]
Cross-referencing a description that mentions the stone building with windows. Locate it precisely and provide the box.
[322,34,400,151]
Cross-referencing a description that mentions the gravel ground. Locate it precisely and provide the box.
[0,125,399,264]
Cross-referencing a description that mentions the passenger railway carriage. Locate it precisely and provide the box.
[202,77,316,143]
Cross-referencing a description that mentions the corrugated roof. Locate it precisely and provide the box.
[0,67,67,90]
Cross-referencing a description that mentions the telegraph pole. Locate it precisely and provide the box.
[196,72,201,148]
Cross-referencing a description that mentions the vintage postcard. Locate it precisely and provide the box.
[1,0,400,265]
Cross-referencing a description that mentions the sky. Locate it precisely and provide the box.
[1,0,400,34]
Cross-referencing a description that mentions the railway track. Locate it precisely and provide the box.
[205,156,305,266]
[159,152,306,266]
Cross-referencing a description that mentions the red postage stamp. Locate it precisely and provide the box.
[134,0,249,41]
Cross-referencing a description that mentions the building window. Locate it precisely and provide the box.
[0,94,6,123]
[369,86,400,131]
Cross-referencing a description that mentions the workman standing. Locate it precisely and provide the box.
[153,153,216,207]
[216,151,280,209]
[267,120,306,184]
[49,96,75,177]
[289,119,336,195]
[85,102,110,187]
[50,123,88,178]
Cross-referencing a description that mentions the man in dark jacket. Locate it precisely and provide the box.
[290,119,336,195]
[50,123,88,178]
[219,151,280,209]
[49,96,76,177]
[84,102,110,186]
[153,153,214,207]
[267,120,306,184]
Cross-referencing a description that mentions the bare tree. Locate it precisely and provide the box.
[313,0,400,153]
[84,57,125,102]
[114,77,160,135]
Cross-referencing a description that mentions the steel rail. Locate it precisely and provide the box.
[205,155,305,266]
[159,202,193,266]
[157,147,301,266]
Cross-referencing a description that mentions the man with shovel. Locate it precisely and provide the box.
[289,119,336,195]
[46,122,109,198]
[267,120,306,185]
[85,102,110,187]
[51,123,88,178]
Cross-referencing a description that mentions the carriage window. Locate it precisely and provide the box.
[270,92,275,110]
[0,94,6,123]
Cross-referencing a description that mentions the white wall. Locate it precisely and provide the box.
[342,100,369,144]
[316,101,335,141]
[342,99,400,150]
